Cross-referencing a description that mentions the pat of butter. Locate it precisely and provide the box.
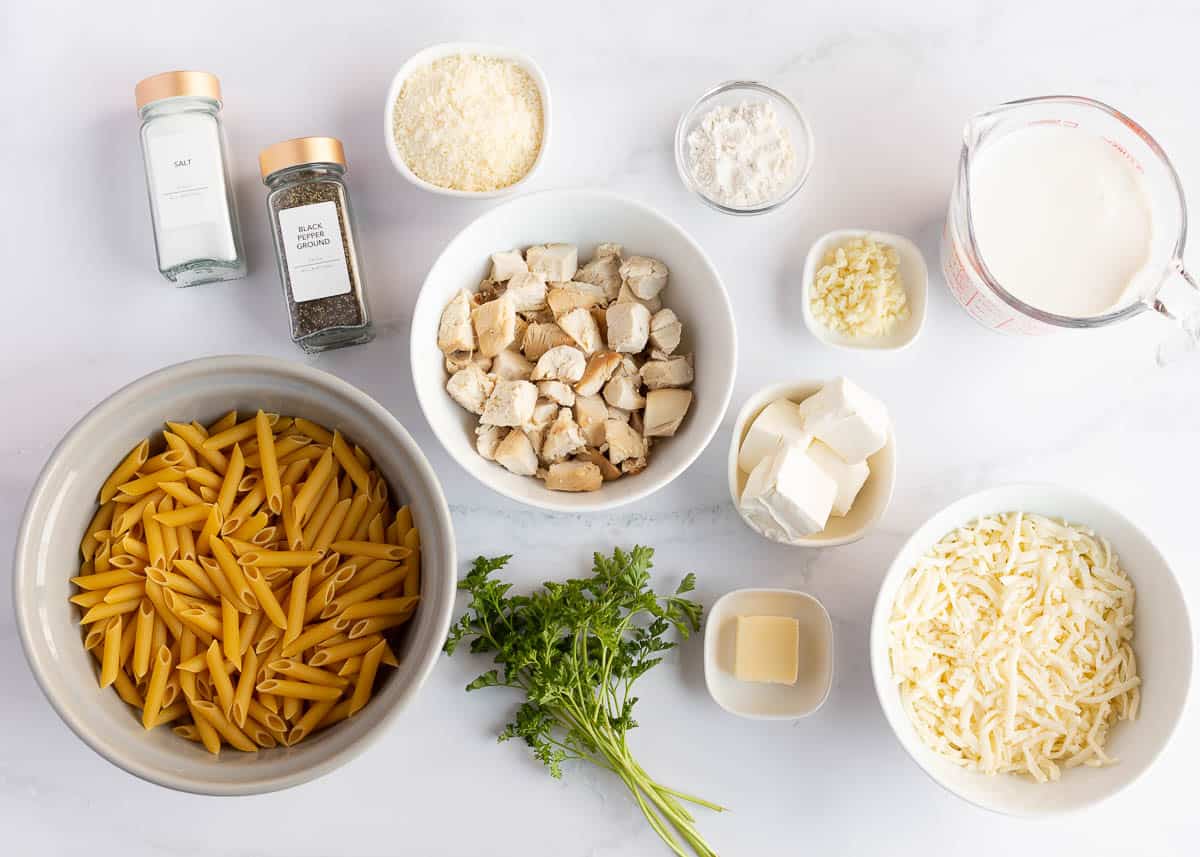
[740,443,836,541]
[734,615,800,684]
[795,376,889,464]
[737,398,812,474]
[805,440,869,517]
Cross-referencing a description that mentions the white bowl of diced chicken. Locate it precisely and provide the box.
[727,378,896,546]
[410,189,737,512]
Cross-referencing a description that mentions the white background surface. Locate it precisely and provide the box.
[3,0,1198,854]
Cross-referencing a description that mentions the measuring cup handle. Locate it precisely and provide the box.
[1153,262,1200,365]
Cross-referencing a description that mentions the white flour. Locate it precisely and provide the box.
[686,100,796,207]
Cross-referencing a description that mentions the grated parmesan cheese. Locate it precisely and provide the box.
[888,512,1139,783]
[810,237,908,337]
[392,55,543,192]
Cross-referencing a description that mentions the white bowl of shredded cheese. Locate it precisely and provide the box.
[870,484,1192,816]
[384,43,550,198]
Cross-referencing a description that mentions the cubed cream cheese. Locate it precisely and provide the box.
[795,377,888,464]
[734,615,800,685]
[737,398,812,474]
[805,440,869,517]
[739,443,836,541]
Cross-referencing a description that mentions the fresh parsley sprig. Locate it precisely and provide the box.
[445,546,724,857]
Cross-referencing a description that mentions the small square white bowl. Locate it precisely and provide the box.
[801,229,928,351]
[704,588,833,720]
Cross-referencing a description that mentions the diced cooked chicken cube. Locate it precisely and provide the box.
[540,408,587,463]
[480,379,537,427]
[521,322,575,361]
[438,289,476,354]
[531,345,586,383]
[446,364,495,415]
[574,395,609,447]
[576,447,622,481]
[575,351,621,397]
[575,254,622,301]
[505,271,547,312]
[490,349,534,381]
[557,307,602,355]
[649,309,682,355]
[620,456,648,476]
[605,419,645,465]
[606,302,651,353]
[619,256,669,300]
[537,380,575,406]
[603,375,645,411]
[494,429,539,476]
[546,282,608,317]
[471,293,517,357]
[591,307,608,343]
[544,460,602,492]
[616,282,662,314]
[606,404,631,423]
[526,244,578,282]
[476,425,506,460]
[643,389,692,437]
[639,355,693,390]
[529,399,559,428]
[490,250,528,282]
[614,355,642,377]
[444,350,491,374]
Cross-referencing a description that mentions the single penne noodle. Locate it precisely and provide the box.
[242,565,288,629]
[255,410,283,515]
[161,673,181,708]
[293,417,334,445]
[349,613,414,640]
[322,567,408,618]
[301,479,340,547]
[98,616,123,687]
[81,501,117,562]
[393,505,413,536]
[337,656,363,677]
[255,623,283,656]
[198,485,219,503]
[196,503,223,556]
[256,678,342,702]
[330,430,371,494]
[287,699,335,745]
[132,598,155,678]
[239,549,323,568]
[311,552,342,584]
[403,528,421,598]
[113,668,144,708]
[355,489,388,542]
[189,698,257,752]
[106,554,144,571]
[221,598,241,669]
[100,439,150,504]
[239,608,264,656]
[185,466,223,490]
[153,502,212,528]
[179,607,223,639]
[353,445,373,472]
[304,578,339,624]
[247,698,287,734]
[222,535,259,556]
[236,473,260,493]
[166,422,228,475]
[230,510,269,542]
[71,568,144,590]
[334,493,370,543]
[84,623,107,651]
[176,652,209,673]
[329,540,408,561]
[71,589,108,609]
[246,722,279,749]
[252,525,280,548]
[176,523,196,562]
[143,449,186,473]
[118,467,186,498]
[171,559,221,600]
[80,598,141,625]
[268,658,349,688]
[163,432,198,468]
[282,616,349,658]
[349,639,387,715]
[160,480,206,507]
[173,723,201,742]
[142,645,174,729]
[158,498,180,565]
[279,459,311,490]
[195,673,214,701]
[93,540,112,574]
[152,700,188,728]
[337,473,354,501]
[197,554,240,608]
[142,502,166,569]
[311,498,352,555]
[146,566,207,599]
[118,615,138,667]
[309,635,382,666]
[205,641,237,717]
[114,490,165,536]
[338,596,419,621]
[203,413,277,451]
[102,580,145,604]
[263,567,292,584]
[280,485,304,550]
[121,535,150,560]
[186,700,223,754]
[210,537,257,612]
[291,448,334,526]
[231,647,259,727]
[282,694,303,723]
[207,408,240,435]
[367,513,386,545]
[283,566,311,648]
[222,483,266,535]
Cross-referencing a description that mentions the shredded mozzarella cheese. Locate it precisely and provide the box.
[888,512,1139,783]
[810,237,909,337]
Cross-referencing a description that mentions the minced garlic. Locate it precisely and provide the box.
[810,237,908,337]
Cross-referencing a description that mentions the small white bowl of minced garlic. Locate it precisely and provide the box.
[801,230,928,351]
[384,42,550,198]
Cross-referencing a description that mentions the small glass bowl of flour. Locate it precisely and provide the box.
[675,81,813,215]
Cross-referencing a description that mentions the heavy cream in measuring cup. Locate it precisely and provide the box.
[969,125,1154,317]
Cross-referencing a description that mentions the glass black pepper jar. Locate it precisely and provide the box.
[259,137,374,352]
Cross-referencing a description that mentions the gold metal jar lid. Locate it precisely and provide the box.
[135,71,221,109]
[259,137,347,180]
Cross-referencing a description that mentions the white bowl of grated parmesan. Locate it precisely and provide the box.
[869,484,1193,816]
[385,43,550,197]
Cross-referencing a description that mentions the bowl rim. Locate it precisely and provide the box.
[410,186,739,513]
[12,354,457,795]
[703,586,834,720]
[673,80,815,216]
[383,41,551,199]
[800,228,929,352]
[867,482,1195,816]
[726,379,896,546]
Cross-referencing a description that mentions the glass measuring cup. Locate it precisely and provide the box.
[941,95,1200,356]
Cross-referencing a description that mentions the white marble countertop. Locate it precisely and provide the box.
[3,0,1198,853]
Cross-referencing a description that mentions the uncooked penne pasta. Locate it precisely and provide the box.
[100,440,150,504]
[349,640,387,715]
[203,413,277,451]
[142,645,173,729]
[99,616,123,688]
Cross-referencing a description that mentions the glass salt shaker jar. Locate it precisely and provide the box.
[135,71,246,286]
[259,137,374,353]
